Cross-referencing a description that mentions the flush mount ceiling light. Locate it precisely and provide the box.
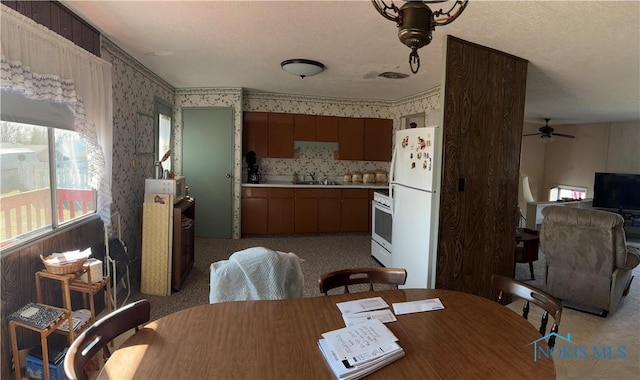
[372,0,469,74]
[281,59,325,78]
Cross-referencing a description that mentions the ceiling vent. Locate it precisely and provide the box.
[378,71,409,79]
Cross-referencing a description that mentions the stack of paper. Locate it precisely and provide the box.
[318,319,405,380]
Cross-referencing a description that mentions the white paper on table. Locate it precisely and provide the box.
[336,297,389,314]
[392,298,445,315]
[342,309,397,326]
[321,319,398,360]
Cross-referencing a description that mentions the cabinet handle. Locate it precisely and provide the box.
[225,173,232,178]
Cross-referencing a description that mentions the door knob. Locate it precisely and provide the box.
[225,173,231,178]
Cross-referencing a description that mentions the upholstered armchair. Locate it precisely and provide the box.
[540,206,640,316]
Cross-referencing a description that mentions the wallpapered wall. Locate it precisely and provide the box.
[101,38,175,267]
[103,37,440,243]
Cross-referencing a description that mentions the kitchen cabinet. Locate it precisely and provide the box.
[364,118,393,161]
[268,188,295,234]
[318,190,342,233]
[294,114,316,141]
[337,117,364,160]
[341,189,369,232]
[268,113,294,158]
[294,189,319,233]
[242,112,268,157]
[241,188,268,235]
[294,189,342,233]
[315,115,338,142]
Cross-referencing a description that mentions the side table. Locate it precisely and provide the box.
[35,269,112,342]
[9,303,70,380]
[515,228,540,280]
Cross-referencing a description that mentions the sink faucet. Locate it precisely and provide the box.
[309,172,316,183]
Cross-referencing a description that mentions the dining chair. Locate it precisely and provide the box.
[491,274,562,348]
[318,267,407,295]
[64,299,151,380]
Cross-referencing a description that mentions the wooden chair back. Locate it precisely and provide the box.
[491,274,562,348]
[64,299,151,380]
[318,267,407,295]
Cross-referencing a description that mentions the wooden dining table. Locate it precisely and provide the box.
[98,289,555,379]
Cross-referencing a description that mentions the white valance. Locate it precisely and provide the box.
[0,4,113,225]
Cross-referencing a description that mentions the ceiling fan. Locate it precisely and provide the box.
[523,118,575,140]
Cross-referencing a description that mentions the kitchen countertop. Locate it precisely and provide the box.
[242,180,388,189]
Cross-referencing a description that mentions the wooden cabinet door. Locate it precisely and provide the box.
[316,115,338,142]
[337,117,364,160]
[268,188,294,234]
[341,189,369,232]
[294,189,318,233]
[364,118,393,161]
[294,114,316,141]
[317,189,341,233]
[241,187,268,235]
[242,112,268,157]
[268,113,294,158]
[241,198,268,235]
[295,198,318,233]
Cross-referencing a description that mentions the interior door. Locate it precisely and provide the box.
[182,108,234,238]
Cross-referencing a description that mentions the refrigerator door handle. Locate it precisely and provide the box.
[389,148,397,216]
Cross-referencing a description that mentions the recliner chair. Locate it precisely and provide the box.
[540,206,640,316]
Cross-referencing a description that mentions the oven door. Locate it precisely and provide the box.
[371,201,392,252]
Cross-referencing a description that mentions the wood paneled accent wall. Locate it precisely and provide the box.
[0,217,104,380]
[1,0,101,57]
[436,36,528,299]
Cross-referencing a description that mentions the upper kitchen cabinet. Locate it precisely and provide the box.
[242,112,268,157]
[363,118,393,161]
[268,113,294,158]
[315,116,338,142]
[337,117,364,160]
[294,114,316,141]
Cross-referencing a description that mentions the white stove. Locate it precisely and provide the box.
[371,189,392,267]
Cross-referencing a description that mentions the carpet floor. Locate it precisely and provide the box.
[125,234,639,379]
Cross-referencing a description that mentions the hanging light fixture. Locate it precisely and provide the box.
[281,59,325,78]
[372,0,469,74]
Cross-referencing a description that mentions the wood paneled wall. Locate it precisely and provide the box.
[436,36,528,299]
[1,0,101,57]
[1,217,104,380]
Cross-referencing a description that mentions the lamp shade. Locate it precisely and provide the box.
[281,59,324,78]
[519,176,535,204]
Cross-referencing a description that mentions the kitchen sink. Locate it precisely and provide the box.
[294,181,338,186]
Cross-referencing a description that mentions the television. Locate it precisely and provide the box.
[592,172,640,211]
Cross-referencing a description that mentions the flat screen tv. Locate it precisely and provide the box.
[592,172,640,211]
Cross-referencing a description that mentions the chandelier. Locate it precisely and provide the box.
[372,0,469,74]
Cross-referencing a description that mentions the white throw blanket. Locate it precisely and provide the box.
[209,247,304,303]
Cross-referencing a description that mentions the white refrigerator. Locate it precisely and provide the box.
[389,126,439,289]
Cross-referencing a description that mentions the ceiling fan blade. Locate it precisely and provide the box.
[523,133,541,137]
[553,133,575,138]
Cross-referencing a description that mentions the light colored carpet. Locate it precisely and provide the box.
[127,234,639,379]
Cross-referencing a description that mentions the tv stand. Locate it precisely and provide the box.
[525,199,593,230]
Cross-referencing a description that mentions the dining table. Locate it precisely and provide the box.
[97,289,555,379]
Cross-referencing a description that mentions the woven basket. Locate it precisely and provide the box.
[40,255,85,275]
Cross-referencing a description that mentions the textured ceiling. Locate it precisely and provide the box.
[61,1,640,126]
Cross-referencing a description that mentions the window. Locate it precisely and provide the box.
[0,121,96,249]
[155,98,173,173]
[548,185,587,202]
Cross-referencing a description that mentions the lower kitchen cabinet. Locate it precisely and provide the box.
[341,189,369,232]
[268,188,295,234]
[294,197,318,233]
[241,188,268,235]
[242,186,376,235]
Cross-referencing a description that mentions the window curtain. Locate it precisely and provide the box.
[0,5,113,225]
